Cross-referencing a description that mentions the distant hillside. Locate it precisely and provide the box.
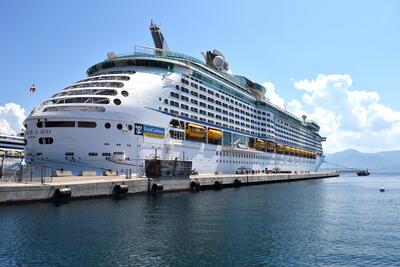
[325,149,400,171]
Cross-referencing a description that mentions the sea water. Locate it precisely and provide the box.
[1,173,400,266]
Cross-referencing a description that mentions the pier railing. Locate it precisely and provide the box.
[0,165,136,184]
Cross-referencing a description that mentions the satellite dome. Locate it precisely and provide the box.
[213,56,225,67]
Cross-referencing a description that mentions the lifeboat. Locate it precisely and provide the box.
[186,123,206,139]
[283,146,291,155]
[254,139,266,150]
[207,128,222,140]
[276,144,284,154]
[266,141,275,152]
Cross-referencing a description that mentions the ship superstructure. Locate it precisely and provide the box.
[0,134,25,169]
[23,23,325,175]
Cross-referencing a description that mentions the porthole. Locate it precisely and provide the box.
[117,123,123,130]
[114,98,121,105]
[39,137,53,144]
[105,122,111,129]
[128,124,133,131]
[121,90,129,97]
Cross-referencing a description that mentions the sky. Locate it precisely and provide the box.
[0,0,399,153]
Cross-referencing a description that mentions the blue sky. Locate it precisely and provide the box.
[0,0,399,152]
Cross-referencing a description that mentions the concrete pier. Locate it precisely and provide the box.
[0,172,339,204]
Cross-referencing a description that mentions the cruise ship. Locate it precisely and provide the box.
[0,133,25,169]
[23,23,325,175]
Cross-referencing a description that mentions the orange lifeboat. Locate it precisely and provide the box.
[276,144,284,154]
[266,141,276,153]
[254,139,266,150]
[186,123,206,139]
[207,128,222,140]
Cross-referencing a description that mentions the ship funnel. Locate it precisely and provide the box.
[149,20,169,51]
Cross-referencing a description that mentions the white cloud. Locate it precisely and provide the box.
[0,103,27,135]
[292,74,400,153]
[263,82,285,109]
[262,74,400,153]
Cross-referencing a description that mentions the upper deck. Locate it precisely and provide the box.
[87,46,266,97]
[86,45,320,132]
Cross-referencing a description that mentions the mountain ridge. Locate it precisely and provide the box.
[325,149,400,170]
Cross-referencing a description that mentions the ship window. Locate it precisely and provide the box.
[164,99,169,104]
[52,97,110,105]
[181,96,189,102]
[128,125,133,131]
[88,152,98,156]
[181,78,189,85]
[199,102,206,108]
[65,82,124,90]
[171,92,180,98]
[46,121,75,127]
[121,90,129,97]
[207,105,214,110]
[65,152,74,156]
[77,75,130,83]
[53,89,117,98]
[170,130,184,140]
[105,123,111,129]
[190,107,198,113]
[37,122,43,128]
[117,123,123,130]
[199,86,206,92]
[39,137,53,144]
[170,101,179,107]
[102,153,111,156]
[114,98,121,105]
[207,97,214,103]
[78,121,97,128]
[190,91,198,97]
[191,99,198,105]
[43,106,106,112]
[181,87,189,93]
[190,83,198,89]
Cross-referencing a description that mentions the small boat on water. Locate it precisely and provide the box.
[357,169,370,176]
